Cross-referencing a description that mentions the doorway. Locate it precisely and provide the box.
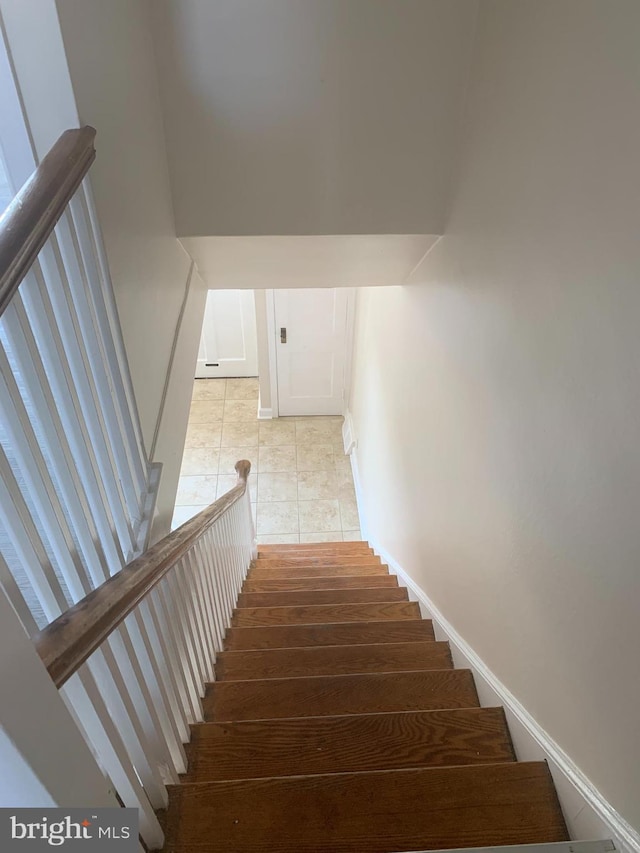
[271,288,354,416]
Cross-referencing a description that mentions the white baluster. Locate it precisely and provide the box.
[125,610,186,776]
[153,582,202,723]
[176,557,209,688]
[183,549,214,680]
[195,536,224,654]
[80,180,148,479]
[188,543,217,675]
[37,236,135,557]
[164,569,206,699]
[19,266,125,571]
[142,593,191,741]
[55,209,142,531]
[0,552,39,635]
[0,345,91,602]
[0,447,68,622]
[85,645,168,809]
[210,521,232,629]
[221,512,238,612]
[2,296,112,589]
[62,669,164,849]
[68,191,147,501]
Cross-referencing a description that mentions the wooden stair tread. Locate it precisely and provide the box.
[184,708,515,781]
[166,553,570,853]
[253,555,381,568]
[164,762,568,853]
[258,542,370,552]
[225,619,435,650]
[242,574,398,593]
[232,601,420,627]
[205,669,479,721]
[237,587,408,607]
[248,563,388,579]
[216,641,452,680]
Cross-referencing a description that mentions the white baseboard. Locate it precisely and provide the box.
[342,409,357,455]
[349,447,638,853]
[257,406,273,420]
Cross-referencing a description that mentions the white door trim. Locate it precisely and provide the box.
[342,288,356,416]
[265,289,279,418]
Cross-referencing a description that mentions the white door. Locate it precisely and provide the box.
[274,288,350,416]
[196,290,258,378]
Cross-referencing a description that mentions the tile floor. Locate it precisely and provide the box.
[171,378,362,544]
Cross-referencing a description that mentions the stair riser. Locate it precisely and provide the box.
[165,763,568,852]
[248,564,388,579]
[258,544,372,555]
[224,619,435,650]
[237,588,408,607]
[184,708,515,781]
[254,556,381,568]
[216,641,452,680]
[231,601,420,627]
[206,670,479,721]
[242,575,398,592]
[258,542,375,561]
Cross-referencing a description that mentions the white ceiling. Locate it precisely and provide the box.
[151,0,478,237]
[180,235,439,290]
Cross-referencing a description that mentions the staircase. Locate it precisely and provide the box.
[162,541,569,853]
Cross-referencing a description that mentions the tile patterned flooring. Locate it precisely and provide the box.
[172,378,362,544]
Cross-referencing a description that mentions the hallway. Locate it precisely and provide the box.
[172,378,361,543]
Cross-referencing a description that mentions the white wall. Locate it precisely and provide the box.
[150,0,477,236]
[54,0,196,458]
[350,0,640,835]
[180,235,438,290]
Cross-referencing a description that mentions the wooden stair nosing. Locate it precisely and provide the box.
[183,707,515,781]
[237,587,409,607]
[248,563,389,579]
[255,552,380,563]
[242,574,399,593]
[256,548,373,558]
[216,640,452,680]
[224,618,435,650]
[258,542,371,552]
[164,762,569,853]
[205,668,479,721]
[250,556,386,575]
[231,600,420,627]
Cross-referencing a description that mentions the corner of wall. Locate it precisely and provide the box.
[150,262,207,541]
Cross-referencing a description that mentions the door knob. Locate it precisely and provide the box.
[280,327,287,344]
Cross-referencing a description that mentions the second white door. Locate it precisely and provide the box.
[274,288,350,416]
[196,290,258,378]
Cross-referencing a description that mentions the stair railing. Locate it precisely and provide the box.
[0,127,257,848]
[0,127,160,632]
[33,460,256,849]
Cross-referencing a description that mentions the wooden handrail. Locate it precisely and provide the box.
[35,460,252,689]
[0,126,96,317]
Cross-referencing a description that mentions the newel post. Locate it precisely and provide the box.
[235,459,257,561]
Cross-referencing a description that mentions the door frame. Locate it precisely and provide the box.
[264,288,356,419]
